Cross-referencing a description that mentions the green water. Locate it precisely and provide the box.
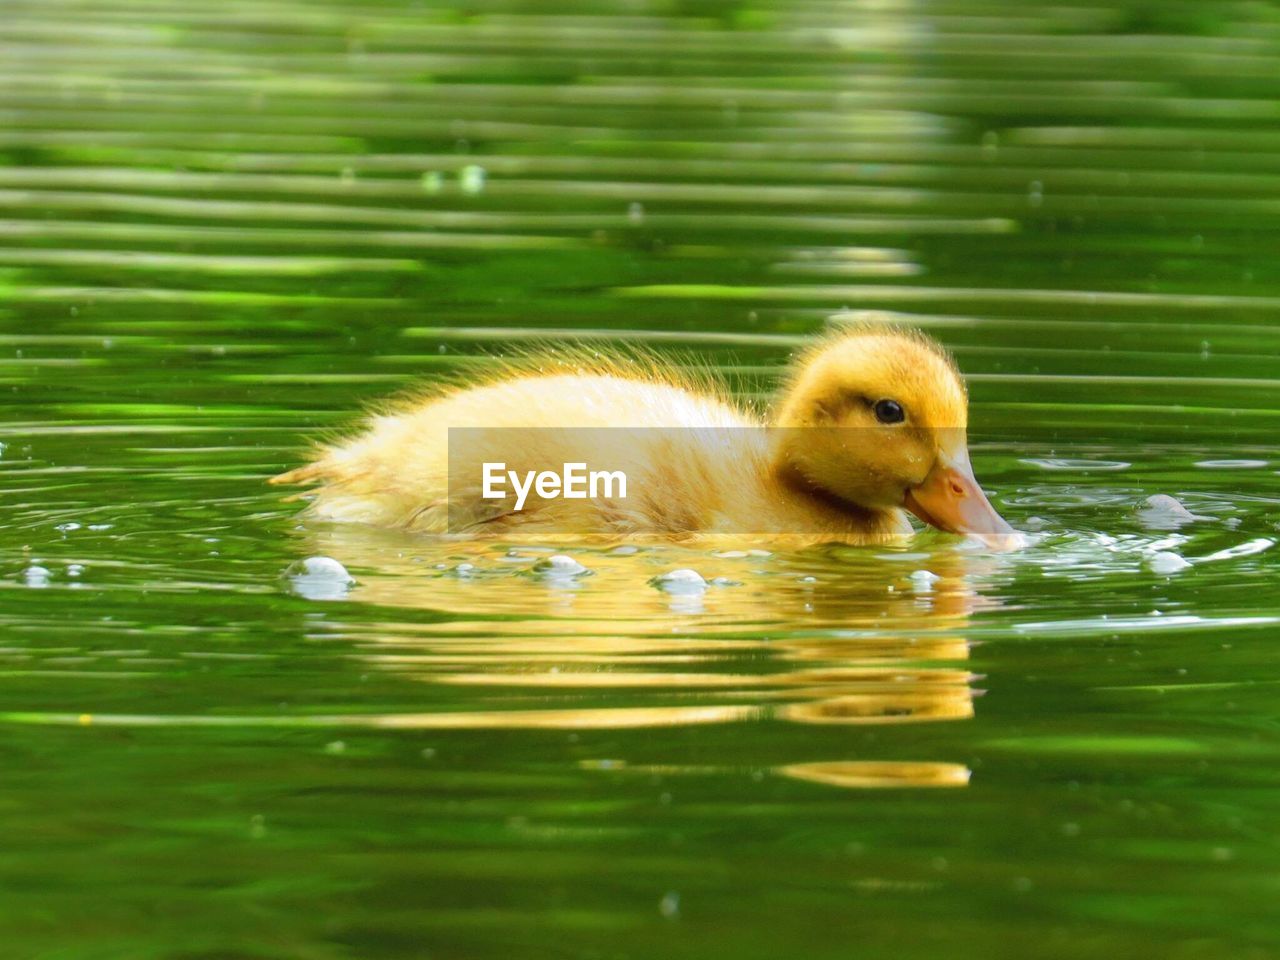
[3,1,1280,957]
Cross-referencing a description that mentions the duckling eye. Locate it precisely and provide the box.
[873,399,905,424]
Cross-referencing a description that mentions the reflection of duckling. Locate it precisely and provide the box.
[273,328,1014,543]
[778,761,971,789]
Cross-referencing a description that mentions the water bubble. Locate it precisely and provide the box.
[22,565,51,588]
[1138,494,1210,530]
[293,556,350,578]
[659,891,681,919]
[459,164,486,195]
[909,569,940,593]
[1148,552,1192,575]
[285,556,354,600]
[532,554,590,578]
[649,569,708,594]
[421,171,443,194]
[628,201,645,224]
[66,563,84,577]
[324,740,347,755]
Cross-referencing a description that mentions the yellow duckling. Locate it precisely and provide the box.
[271,328,1015,544]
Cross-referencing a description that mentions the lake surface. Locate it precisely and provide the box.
[3,1,1279,957]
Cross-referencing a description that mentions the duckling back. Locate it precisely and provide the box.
[273,372,760,532]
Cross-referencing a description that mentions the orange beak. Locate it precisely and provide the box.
[903,450,1017,545]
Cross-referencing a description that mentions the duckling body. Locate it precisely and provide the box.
[273,330,1014,544]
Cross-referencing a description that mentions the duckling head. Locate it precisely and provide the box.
[771,328,1014,540]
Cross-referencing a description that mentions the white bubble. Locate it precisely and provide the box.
[1148,552,1192,575]
[1138,494,1209,530]
[659,891,680,919]
[23,565,51,588]
[294,556,350,578]
[459,164,486,195]
[532,554,589,577]
[286,556,354,600]
[650,568,707,594]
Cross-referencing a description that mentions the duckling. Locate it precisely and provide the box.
[271,328,1016,545]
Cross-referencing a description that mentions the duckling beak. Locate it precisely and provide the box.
[903,450,1016,544]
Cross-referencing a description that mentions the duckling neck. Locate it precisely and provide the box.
[769,461,901,534]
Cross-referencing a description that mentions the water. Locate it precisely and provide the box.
[2,1,1279,957]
